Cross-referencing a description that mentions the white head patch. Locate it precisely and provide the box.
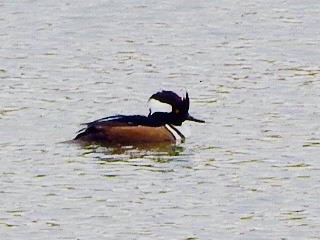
[148,98,172,114]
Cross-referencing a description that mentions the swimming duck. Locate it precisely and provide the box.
[74,90,204,144]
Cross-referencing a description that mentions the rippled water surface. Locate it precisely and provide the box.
[1,0,320,239]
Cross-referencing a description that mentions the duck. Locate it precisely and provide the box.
[74,90,204,145]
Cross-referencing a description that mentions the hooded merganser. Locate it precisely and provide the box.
[74,90,205,145]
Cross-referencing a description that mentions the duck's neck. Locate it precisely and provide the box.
[149,112,184,126]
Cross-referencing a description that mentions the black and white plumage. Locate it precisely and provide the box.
[74,90,204,144]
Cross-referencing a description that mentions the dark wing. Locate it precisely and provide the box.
[84,115,161,127]
[74,115,162,141]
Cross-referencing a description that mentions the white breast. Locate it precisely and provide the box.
[165,124,191,142]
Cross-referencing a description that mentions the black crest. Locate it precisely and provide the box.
[150,90,190,117]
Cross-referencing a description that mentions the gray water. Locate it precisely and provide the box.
[1,0,320,239]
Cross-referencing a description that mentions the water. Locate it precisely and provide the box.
[1,0,320,239]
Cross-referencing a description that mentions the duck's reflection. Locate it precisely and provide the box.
[77,141,185,164]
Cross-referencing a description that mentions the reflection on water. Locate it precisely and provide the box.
[78,142,185,163]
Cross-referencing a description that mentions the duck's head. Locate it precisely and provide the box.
[148,90,205,126]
